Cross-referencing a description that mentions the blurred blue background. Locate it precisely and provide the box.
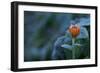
[24,11,90,62]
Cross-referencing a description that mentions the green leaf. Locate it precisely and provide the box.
[72,44,81,59]
[77,27,89,39]
[61,44,72,51]
[73,43,82,47]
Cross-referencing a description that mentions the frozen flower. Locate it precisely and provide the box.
[69,24,80,38]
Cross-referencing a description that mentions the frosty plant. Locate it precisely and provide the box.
[53,19,89,60]
[69,24,80,59]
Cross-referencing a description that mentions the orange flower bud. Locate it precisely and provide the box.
[69,24,80,38]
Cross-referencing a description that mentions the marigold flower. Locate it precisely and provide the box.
[69,24,80,38]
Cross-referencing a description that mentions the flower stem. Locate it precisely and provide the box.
[72,38,75,59]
